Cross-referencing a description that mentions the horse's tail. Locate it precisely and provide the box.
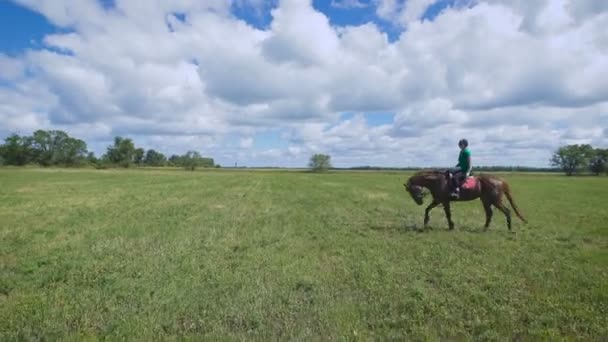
[503,182,527,224]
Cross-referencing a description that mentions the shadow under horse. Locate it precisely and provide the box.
[403,171,527,231]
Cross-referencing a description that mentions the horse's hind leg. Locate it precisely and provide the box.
[495,200,512,231]
[443,202,455,230]
[482,200,493,230]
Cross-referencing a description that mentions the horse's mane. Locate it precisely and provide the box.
[412,169,445,177]
[406,169,445,187]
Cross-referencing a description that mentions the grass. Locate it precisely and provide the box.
[0,168,607,340]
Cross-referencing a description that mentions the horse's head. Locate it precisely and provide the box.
[403,180,425,205]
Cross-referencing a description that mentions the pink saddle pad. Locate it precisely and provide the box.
[462,177,478,190]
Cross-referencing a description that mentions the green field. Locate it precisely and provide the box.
[1,168,607,340]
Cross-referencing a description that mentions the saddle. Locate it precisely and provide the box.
[445,170,478,190]
[461,176,478,190]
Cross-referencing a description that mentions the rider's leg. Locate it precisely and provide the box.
[451,170,462,197]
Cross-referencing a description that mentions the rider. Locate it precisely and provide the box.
[450,139,472,198]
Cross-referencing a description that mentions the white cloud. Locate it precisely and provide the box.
[240,137,254,149]
[375,0,401,23]
[262,0,340,67]
[0,0,607,167]
[0,54,26,81]
[566,0,608,23]
[375,0,467,26]
[401,0,437,23]
[392,98,468,136]
[396,2,608,109]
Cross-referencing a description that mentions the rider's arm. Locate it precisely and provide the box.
[465,156,472,177]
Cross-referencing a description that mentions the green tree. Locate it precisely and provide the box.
[30,130,87,166]
[134,148,145,166]
[550,144,594,176]
[200,157,214,168]
[59,137,87,166]
[0,134,34,166]
[589,148,608,176]
[168,154,183,167]
[105,136,136,167]
[86,152,98,164]
[168,153,213,169]
[31,130,55,166]
[182,151,203,171]
[144,149,167,166]
[309,154,332,172]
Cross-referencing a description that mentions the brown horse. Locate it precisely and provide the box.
[403,171,527,231]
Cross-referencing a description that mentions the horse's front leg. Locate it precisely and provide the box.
[424,200,440,228]
[443,201,455,230]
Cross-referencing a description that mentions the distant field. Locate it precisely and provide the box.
[1,168,606,339]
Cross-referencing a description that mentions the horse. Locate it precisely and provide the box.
[403,170,527,231]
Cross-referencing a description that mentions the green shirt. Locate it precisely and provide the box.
[458,148,471,173]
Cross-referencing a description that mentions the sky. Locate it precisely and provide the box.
[0,0,607,168]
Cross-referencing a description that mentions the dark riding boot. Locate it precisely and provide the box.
[450,176,460,199]
[450,187,460,199]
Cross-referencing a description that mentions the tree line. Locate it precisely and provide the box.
[1,131,605,175]
[0,130,215,170]
[551,144,607,176]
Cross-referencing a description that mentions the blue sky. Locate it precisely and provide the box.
[0,0,607,167]
[0,1,56,54]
